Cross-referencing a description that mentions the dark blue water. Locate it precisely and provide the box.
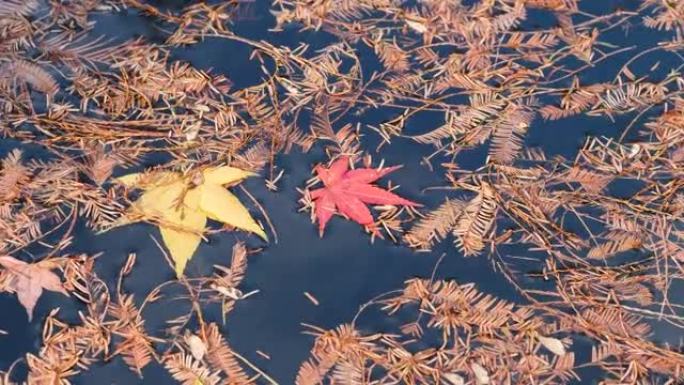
[0,0,681,383]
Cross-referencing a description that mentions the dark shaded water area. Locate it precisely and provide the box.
[0,0,682,384]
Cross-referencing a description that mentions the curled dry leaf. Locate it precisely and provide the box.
[0,256,68,321]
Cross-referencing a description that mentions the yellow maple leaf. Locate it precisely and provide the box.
[114,166,267,277]
[116,170,181,189]
[202,166,256,185]
[160,187,206,277]
[197,183,268,241]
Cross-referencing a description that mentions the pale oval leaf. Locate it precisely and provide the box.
[186,334,206,361]
[443,372,465,385]
[406,19,427,34]
[471,363,490,385]
[539,336,567,356]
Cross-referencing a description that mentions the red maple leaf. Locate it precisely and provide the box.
[309,156,420,236]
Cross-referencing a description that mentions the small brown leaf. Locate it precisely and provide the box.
[0,256,68,320]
